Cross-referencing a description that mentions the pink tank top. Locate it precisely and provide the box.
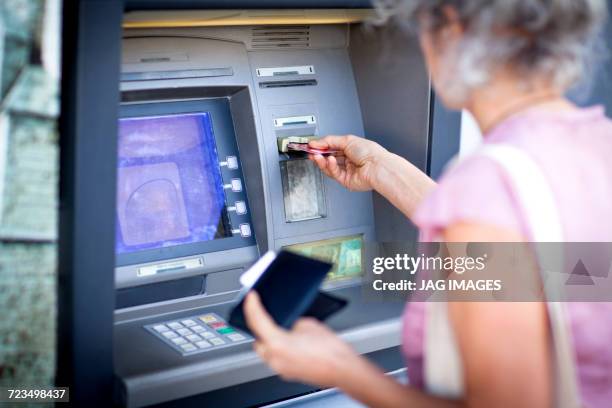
[403,106,612,407]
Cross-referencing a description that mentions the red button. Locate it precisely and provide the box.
[209,322,226,329]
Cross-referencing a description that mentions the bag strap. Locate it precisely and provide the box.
[477,145,580,408]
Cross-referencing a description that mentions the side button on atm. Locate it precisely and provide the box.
[228,201,247,215]
[232,223,251,238]
[226,156,238,169]
[220,156,239,170]
[236,201,247,215]
[224,178,242,192]
[239,224,251,237]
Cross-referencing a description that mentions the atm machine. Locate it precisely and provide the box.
[112,7,452,407]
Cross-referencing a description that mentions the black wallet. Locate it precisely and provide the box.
[228,250,348,335]
[303,291,348,321]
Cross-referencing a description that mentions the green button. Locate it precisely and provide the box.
[216,327,235,334]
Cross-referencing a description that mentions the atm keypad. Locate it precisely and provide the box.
[167,322,183,330]
[181,344,197,353]
[199,314,217,324]
[162,331,178,339]
[145,313,252,356]
[210,337,226,346]
[228,333,246,341]
[196,340,212,349]
[201,331,216,339]
[181,319,197,327]
[176,328,193,336]
[153,324,169,333]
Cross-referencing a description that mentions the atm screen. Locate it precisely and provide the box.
[116,112,230,255]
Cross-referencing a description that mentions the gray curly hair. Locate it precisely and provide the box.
[374,0,608,94]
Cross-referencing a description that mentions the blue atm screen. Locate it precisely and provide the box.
[116,112,229,255]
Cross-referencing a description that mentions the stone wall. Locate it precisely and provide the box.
[0,0,59,400]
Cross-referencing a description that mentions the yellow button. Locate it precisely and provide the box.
[199,314,217,323]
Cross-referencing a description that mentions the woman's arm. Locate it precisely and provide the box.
[309,136,436,219]
[371,151,437,219]
[443,222,552,408]
[243,291,460,408]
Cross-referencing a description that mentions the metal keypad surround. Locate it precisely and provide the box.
[145,312,252,356]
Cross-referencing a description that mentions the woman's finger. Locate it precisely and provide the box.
[309,135,350,151]
[334,156,346,167]
[310,153,327,169]
[311,154,334,178]
[326,155,345,181]
[243,291,285,342]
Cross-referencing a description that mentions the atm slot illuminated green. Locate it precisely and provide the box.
[284,234,364,282]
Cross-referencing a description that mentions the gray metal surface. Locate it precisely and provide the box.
[116,245,258,289]
[247,47,374,250]
[124,0,373,10]
[115,23,433,407]
[348,24,431,244]
[231,88,271,252]
[115,285,404,407]
[122,25,348,51]
[121,67,234,82]
[118,36,266,289]
[263,368,408,408]
[122,27,376,253]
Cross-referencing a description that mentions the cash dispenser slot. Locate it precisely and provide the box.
[280,159,327,222]
[274,115,327,222]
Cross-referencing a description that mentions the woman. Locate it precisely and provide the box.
[244,0,612,406]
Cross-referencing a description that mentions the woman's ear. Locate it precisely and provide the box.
[438,5,465,43]
[420,5,465,70]
[419,4,470,110]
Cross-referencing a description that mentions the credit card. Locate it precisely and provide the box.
[286,143,341,156]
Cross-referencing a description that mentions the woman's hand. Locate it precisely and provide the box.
[243,291,358,388]
[244,291,463,408]
[308,135,389,192]
[310,134,435,219]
